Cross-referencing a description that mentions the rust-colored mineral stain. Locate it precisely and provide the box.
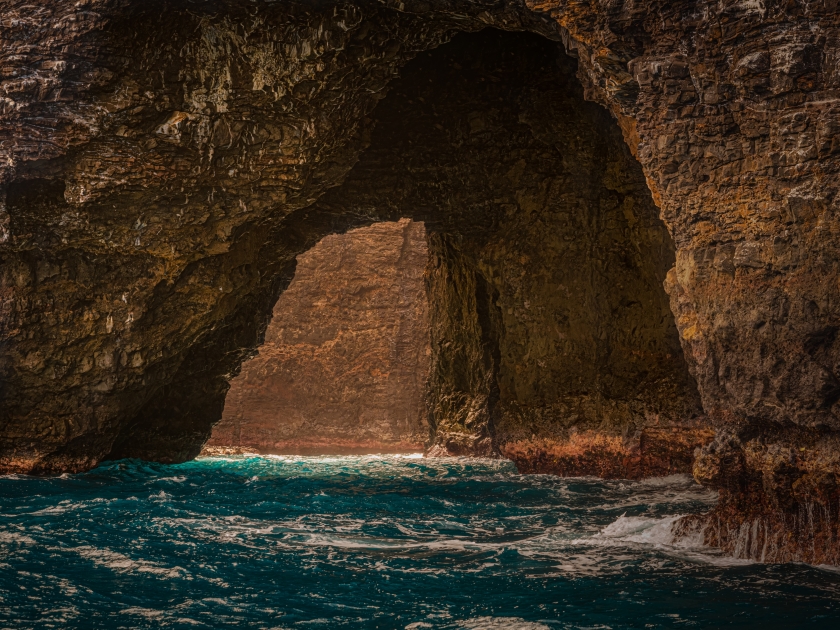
[502,428,716,480]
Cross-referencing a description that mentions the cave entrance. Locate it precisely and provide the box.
[110,28,704,474]
[204,220,431,456]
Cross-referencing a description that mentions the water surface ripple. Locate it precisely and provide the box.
[1,455,838,628]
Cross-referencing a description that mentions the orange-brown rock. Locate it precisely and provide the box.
[672,428,840,565]
[504,428,716,479]
[204,220,429,455]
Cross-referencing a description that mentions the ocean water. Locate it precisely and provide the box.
[1,456,839,629]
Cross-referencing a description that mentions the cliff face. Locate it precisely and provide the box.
[204,220,429,455]
[2,0,840,564]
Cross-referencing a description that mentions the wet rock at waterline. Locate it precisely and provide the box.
[1,0,840,565]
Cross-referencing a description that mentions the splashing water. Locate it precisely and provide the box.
[1,455,839,628]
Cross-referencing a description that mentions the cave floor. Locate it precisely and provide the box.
[1,456,838,628]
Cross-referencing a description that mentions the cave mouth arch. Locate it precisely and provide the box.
[107,28,705,476]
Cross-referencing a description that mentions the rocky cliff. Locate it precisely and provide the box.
[204,219,429,455]
[1,0,839,564]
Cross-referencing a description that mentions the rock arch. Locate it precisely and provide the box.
[1,0,839,563]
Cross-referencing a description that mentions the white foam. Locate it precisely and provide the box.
[572,513,757,568]
[593,513,684,545]
[68,546,187,578]
[30,505,75,515]
[29,497,115,516]
[53,577,81,596]
[121,607,165,619]
[815,563,840,574]
[293,533,484,551]
[459,617,551,629]
[636,473,696,487]
[0,530,36,545]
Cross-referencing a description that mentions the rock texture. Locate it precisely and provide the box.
[507,428,715,479]
[2,0,840,564]
[204,220,429,455]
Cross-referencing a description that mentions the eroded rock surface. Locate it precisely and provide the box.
[204,220,429,455]
[2,0,840,563]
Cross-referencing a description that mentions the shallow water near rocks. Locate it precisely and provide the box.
[1,455,838,629]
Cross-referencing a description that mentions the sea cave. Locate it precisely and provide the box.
[1,0,839,626]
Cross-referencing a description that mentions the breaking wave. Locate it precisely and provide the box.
[1,455,838,628]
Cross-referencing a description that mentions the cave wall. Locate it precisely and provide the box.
[532,0,840,563]
[205,219,430,455]
[2,0,840,563]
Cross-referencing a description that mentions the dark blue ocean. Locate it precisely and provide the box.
[1,455,839,629]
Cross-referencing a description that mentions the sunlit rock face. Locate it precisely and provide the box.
[204,220,429,455]
[2,0,840,563]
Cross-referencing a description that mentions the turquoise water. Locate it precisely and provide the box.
[1,456,839,629]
